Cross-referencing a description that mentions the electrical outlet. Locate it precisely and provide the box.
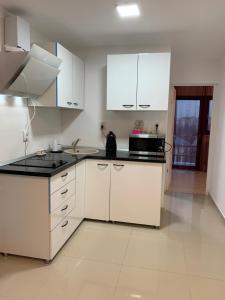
[100,122,105,131]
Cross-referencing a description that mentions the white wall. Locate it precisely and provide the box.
[0,97,61,164]
[207,58,225,217]
[0,7,62,165]
[171,56,220,86]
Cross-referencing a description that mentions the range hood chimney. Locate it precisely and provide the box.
[5,15,30,52]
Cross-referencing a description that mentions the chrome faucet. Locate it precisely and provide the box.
[72,138,80,152]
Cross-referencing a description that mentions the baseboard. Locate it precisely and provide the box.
[208,192,225,219]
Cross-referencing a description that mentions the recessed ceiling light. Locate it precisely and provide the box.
[116,3,140,18]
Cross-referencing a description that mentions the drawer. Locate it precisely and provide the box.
[50,180,75,212]
[50,166,75,194]
[50,195,75,231]
[50,209,80,259]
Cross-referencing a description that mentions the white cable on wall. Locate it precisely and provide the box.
[23,99,36,159]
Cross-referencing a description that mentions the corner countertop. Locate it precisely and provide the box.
[0,149,166,177]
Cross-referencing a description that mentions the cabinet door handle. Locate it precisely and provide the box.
[97,163,108,167]
[61,172,68,178]
[73,102,78,106]
[67,101,72,105]
[139,105,151,108]
[123,105,134,108]
[61,189,68,195]
[61,204,69,212]
[61,220,69,228]
[113,164,124,167]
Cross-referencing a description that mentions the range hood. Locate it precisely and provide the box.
[0,44,62,98]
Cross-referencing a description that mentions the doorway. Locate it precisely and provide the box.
[170,86,213,194]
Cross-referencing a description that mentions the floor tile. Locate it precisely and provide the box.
[169,170,206,194]
[35,258,120,300]
[114,266,191,300]
[163,193,225,245]
[189,276,225,300]
[61,226,130,264]
[184,241,225,280]
[0,296,19,300]
[0,255,46,300]
[123,230,187,273]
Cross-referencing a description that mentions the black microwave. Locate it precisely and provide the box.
[129,134,165,156]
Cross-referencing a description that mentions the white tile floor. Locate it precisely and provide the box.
[1,192,225,300]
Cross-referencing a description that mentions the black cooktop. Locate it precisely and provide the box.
[10,154,67,169]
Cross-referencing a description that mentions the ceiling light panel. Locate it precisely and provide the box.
[116,3,140,18]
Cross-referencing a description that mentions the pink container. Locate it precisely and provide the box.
[131,129,143,134]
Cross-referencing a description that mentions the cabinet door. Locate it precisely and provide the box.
[56,43,73,108]
[75,161,86,224]
[110,162,163,226]
[72,55,84,109]
[137,53,171,111]
[85,160,110,221]
[107,54,138,110]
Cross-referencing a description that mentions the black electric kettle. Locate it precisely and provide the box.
[106,131,117,157]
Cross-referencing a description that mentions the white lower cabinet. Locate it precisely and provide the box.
[50,195,74,231]
[0,163,86,261]
[84,160,163,227]
[110,161,163,226]
[0,158,163,262]
[51,208,80,258]
[85,160,111,221]
[50,161,86,259]
[50,165,75,194]
[50,179,75,212]
[75,160,86,224]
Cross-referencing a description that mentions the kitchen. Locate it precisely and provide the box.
[1,1,225,300]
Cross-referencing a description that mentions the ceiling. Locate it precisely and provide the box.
[1,0,225,60]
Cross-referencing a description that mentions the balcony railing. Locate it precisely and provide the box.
[173,144,197,167]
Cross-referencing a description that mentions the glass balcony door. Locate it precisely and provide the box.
[173,99,200,168]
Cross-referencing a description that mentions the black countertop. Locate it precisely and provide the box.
[0,150,166,177]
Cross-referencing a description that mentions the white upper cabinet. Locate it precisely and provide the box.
[137,53,171,111]
[72,55,84,109]
[107,54,138,110]
[106,52,171,111]
[56,43,73,108]
[33,42,84,109]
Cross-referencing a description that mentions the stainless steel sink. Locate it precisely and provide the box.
[64,147,99,155]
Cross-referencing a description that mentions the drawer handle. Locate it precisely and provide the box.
[123,104,134,108]
[61,204,69,211]
[113,164,124,167]
[61,220,69,228]
[61,172,68,178]
[139,105,151,108]
[97,163,108,167]
[61,189,68,195]
[67,101,72,105]
[73,102,78,106]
